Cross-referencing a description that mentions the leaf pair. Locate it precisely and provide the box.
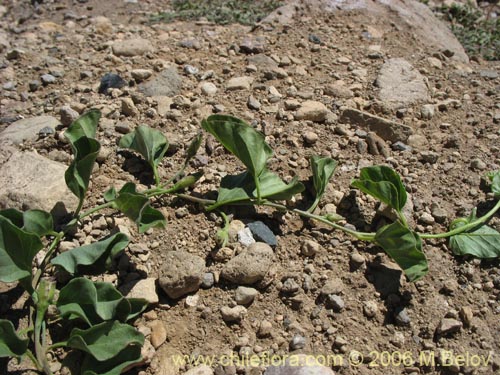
[202,115,305,207]
[351,166,428,281]
[57,277,148,326]
[65,110,102,213]
[105,183,166,233]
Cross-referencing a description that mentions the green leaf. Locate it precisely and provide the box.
[65,109,101,144]
[185,132,203,163]
[449,212,500,258]
[202,115,273,178]
[257,170,305,200]
[67,321,144,361]
[65,110,102,211]
[51,233,129,275]
[112,183,166,233]
[310,156,338,199]
[0,209,54,237]
[352,166,407,212]
[57,278,148,326]
[208,170,304,210]
[375,221,428,282]
[486,170,500,197]
[0,320,29,358]
[119,125,169,170]
[103,187,117,202]
[0,215,43,284]
[81,345,143,375]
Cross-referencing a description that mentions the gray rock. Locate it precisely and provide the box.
[247,221,277,246]
[112,38,153,57]
[237,227,255,247]
[99,73,127,94]
[201,272,215,289]
[247,54,278,70]
[420,104,435,120]
[420,151,439,164]
[363,301,379,318]
[240,36,266,54]
[139,67,183,97]
[158,251,205,299]
[235,286,258,305]
[120,278,159,304]
[470,158,486,171]
[200,82,217,96]
[376,58,430,110]
[247,95,261,110]
[131,69,152,81]
[326,294,345,312]
[29,80,41,92]
[60,106,79,127]
[220,305,247,323]
[0,151,78,215]
[437,318,462,335]
[289,335,306,350]
[38,127,55,138]
[226,76,254,91]
[184,65,199,75]
[295,101,328,122]
[41,74,56,85]
[395,307,411,326]
[340,108,413,142]
[264,354,335,375]
[222,242,274,285]
[301,239,320,257]
[320,278,344,296]
[324,83,354,98]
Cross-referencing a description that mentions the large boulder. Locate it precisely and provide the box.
[0,116,59,145]
[0,150,78,215]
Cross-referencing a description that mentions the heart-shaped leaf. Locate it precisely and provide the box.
[202,115,272,179]
[375,220,428,282]
[0,209,54,237]
[0,320,29,358]
[51,233,129,275]
[112,183,166,233]
[119,126,169,170]
[352,166,407,213]
[81,345,143,375]
[67,321,144,361]
[309,155,338,211]
[0,215,43,285]
[65,110,102,212]
[449,211,500,258]
[57,278,148,326]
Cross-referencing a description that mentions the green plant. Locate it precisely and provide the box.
[440,2,499,61]
[1,111,499,374]
[0,110,202,375]
[200,115,500,282]
[149,0,283,25]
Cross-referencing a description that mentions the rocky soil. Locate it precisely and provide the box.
[0,1,499,375]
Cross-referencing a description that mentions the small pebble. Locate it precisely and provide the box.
[289,335,306,350]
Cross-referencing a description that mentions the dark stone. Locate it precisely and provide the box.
[308,34,321,44]
[98,73,127,94]
[247,221,277,246]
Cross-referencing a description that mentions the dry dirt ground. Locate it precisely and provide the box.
[0,1,499,375]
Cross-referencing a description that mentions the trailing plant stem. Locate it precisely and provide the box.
[420,199,500,239]
[32,232,64,291]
